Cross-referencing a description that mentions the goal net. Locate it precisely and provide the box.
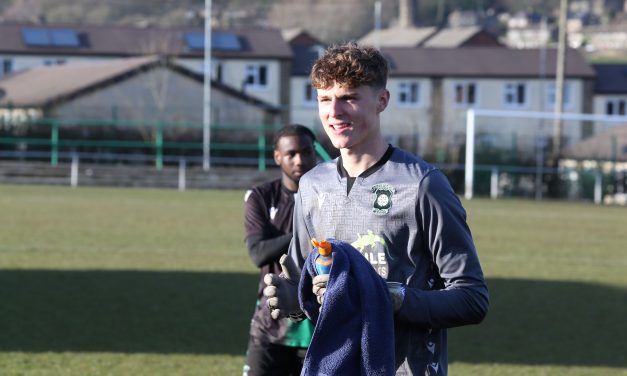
[464,109,627,203]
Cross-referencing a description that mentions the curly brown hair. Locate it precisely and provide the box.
[310,42,388,90]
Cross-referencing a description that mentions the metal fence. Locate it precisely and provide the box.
[2,115,626,203]
[0,117,331,171]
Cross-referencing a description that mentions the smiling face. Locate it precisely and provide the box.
[317,82,389,154]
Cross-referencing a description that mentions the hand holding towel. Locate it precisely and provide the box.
[298,239,395,376]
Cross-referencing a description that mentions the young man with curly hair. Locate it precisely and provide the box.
[264,43,489,375]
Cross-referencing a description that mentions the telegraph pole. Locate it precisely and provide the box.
[203,0,212,171]
[546,0,568,197]
[374,1,381,50]
[552,0,568,163]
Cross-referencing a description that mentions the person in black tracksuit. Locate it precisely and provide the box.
[243,124,318,376]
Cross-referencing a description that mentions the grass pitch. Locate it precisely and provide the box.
[0,184,625,375]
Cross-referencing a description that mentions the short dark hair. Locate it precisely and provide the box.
[273,124,316,149]
[310,42,388,90]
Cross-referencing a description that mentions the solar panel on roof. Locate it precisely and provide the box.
[50,29,80,47]
[22,28,81,48]
[22,28,50,46]
[184,31,242,51]
[184,32,205,50]
[213,32,242,51]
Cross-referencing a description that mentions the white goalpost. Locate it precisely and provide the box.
[464,109,627,201]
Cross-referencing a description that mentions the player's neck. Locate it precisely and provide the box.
[281,175,298,192]
[340,139,388,177]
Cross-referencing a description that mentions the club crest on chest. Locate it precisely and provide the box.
[371,183,395,215]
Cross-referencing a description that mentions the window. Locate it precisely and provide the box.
[1,58,12,77]
[454,81,476,106]
[398,81,419,105]
[245,64,268,88]
[214,63,224,82]
[43,59,66,66]
[304,82,317,106]
[547,82,571,108]
[504,82,526,106]
[605,99,626,116]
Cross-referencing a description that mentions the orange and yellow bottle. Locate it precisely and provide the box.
[311,238,333,275]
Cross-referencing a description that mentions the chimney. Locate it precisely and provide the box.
[399,0,415,28]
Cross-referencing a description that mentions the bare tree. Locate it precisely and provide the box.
[130,32,181,142]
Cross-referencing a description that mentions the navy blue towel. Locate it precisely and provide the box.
[298,239,395,376]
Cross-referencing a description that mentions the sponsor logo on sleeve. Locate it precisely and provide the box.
[317,193,326,209]
[269,206,278,220]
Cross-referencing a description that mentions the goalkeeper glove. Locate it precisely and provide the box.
[263,254,303,320]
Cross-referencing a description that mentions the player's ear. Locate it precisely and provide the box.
[273,149,281,166]
[377,89,390,113]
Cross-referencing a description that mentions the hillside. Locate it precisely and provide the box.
[0,0,566,43]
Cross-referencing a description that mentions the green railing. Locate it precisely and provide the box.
[0,118,331,170]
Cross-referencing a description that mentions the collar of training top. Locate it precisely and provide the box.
[337,144,394,179]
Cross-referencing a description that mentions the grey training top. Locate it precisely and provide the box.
[288,146,489,376]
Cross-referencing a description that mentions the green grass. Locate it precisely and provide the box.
[0,184,626,375]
